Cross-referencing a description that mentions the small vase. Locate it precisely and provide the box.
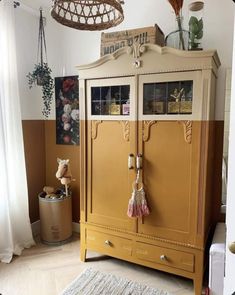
[165,15,189,50]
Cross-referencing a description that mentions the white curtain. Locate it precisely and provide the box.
[0,0,35,263]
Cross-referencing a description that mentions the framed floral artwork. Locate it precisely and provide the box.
[55,76,79,145]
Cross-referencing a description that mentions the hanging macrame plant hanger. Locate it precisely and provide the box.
[27,8,54,118]
[37,8,48,85]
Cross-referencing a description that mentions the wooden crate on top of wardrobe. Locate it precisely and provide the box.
[100,24,165,56]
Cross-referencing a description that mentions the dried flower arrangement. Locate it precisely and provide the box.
[168,0,183,15]
[167,0,186,49]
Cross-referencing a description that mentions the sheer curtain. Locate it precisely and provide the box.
[0,0,35,263]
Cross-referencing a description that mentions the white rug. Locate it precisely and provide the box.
[60,268,171,295]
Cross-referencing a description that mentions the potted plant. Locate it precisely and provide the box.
[188,1,204,50]
[27,62,54,118]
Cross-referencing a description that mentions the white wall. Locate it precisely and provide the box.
[17,0,234,120]
[222,69,232,207]
[224,11,235,294]
[15,4,65,120]
[15,7,43,119]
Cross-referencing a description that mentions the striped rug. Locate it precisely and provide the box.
[60,268,171,295]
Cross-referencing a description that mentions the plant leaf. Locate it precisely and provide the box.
[198,18,203,31]
[189,16,198,26]
[196,30,203,39]
[189,23,199,34]
[189,32,195,41]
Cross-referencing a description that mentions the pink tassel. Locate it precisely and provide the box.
[141,203,150,216]
[127,189,150,218]
[127,196,138,217]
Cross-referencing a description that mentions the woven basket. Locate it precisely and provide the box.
[51,0,124,31]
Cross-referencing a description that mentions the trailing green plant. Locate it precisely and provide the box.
[188,16,203,50]
[27,63,54,118]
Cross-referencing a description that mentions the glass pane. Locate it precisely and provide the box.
[167,82,181,114]
[121,85,130,103]
[92,101,101,115]
[91,87,101,101]
[167,81,193,114]
[101,86,111,115]
[110,86,121,115]
[143,80,193,115]
[143,83,154,114]
[180,81,193,114]
[143,83,167,114]
[154,83,166,114]
[101,87,111,101]
[91,85,130,116]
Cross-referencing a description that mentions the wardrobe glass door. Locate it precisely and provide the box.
[86,77,137,231]
[137,72,202,244]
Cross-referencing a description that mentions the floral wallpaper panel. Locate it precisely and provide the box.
[55,76,79,145]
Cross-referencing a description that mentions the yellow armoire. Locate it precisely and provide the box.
[78,44,221,295]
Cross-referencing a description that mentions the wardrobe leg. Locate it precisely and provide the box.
[194,276,203,295]
[80,247,87,262]
[194,250,204,295]
[194,259,204,294]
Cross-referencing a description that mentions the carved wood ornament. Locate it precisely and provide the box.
[127,42,146,68]
[91,120,102,140]
[118,121,130,141]
[143,121,157,142]
[179,121,192,144]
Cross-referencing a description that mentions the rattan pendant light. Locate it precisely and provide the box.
[51,0,124,31]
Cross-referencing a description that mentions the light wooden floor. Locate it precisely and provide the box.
[0,233,198,295]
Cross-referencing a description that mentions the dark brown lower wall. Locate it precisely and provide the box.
[22,119,222,225]
[22,120,80,223]
[44,120,80,223]
[22,120,46,223]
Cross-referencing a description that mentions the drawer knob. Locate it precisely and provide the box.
[229,242,235,254]
[105,240,111,246]
[160,255,167,261]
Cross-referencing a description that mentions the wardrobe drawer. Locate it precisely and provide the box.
[86,229,132,257]
[135,242,194,273]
